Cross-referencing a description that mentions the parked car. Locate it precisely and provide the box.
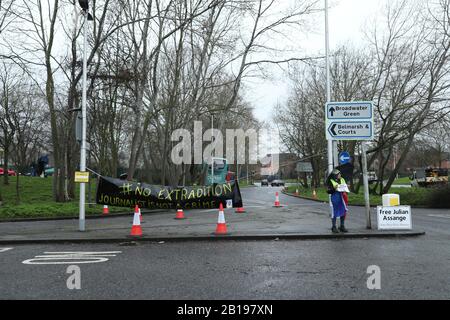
[119,173,128,180]
[357,171,377,184]
[261,179,269,186]
[0,168,17,176]
[44,167,54,176]
[271,179,285,187]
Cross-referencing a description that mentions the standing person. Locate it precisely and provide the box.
[326,169,349,233]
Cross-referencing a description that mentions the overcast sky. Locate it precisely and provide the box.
[246,0,384,124]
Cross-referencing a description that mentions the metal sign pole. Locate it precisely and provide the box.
[361,142,371,229]
[333,141,339,168]
[211,115,214,185]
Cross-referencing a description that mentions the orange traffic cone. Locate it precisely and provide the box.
[129,205,143,237]
[273,192,282,207]
[102,205,109,215]
[215,203,228,235]
[235,206,246,214]
[312,189,317,199]
[175,208,186,220]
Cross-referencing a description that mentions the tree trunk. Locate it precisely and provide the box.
[15,169,20,204]
[383,139,413,194]
[3,145,9,186]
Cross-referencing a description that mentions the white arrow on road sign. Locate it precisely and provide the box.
[327,122,373,140]
[339,153,350,164]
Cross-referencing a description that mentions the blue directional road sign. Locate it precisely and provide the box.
[339,151,351,165]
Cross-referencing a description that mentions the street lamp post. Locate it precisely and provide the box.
[78,0,92,231]
[325,0,333,176]
[325,0,335,220]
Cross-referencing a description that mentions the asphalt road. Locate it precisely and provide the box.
[247,186,450,237]
[0,186,449,300]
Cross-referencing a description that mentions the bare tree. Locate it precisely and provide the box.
[0,61,21,186]
[3,0,66,200]
[365,0,450,194]
[0,0,13,35]
[278,0,450,195]
[277,47,372,188]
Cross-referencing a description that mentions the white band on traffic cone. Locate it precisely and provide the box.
[218,211,225,224]
[133,211,141,226]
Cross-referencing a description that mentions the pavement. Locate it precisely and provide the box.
[0,186,425,244]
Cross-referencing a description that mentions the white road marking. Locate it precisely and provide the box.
[427,214,450,219]
[244,200,267,205]
[43,251,121,255]
[201,205,265,213]
[240,205,265,208]
[0,248,13,253]
[22,251,122,265]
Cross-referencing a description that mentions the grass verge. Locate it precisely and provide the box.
[0,176,254,219]
[0,176,124,219]
[392,177,412,185]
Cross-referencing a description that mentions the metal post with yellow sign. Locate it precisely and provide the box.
[75,171,90,183]
[79,5,88,232]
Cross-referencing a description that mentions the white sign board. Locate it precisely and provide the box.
[327,122,373,140]
[325,101,374,141]
[296,162,313,173]
[327,102,372,119]
[377,206,412,230]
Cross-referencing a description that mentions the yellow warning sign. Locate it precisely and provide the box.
[75,171,89,183]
